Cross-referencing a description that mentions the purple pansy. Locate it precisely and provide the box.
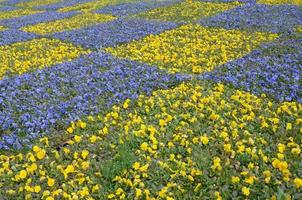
[0,11,78,28]
[0,5,17,11]
[200,3,302,33]
[51,18,178,49]
[95,0,182,17]
[0,29,38,46]
[200,34,302,103]
[0,52,189,150]
[35,0,93,11]
[1,0,29,5]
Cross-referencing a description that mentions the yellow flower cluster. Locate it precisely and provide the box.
[0,38,90,79]
[136,1,240,23]
[103,81,301,199]
[0,9,41,20]
[0,25,6,31]
[1,80,300,199]
[58,0,134,13]
[16,0,62,8]
[257,0,302,5]
[106,24,278,74]
[21,13,116,35]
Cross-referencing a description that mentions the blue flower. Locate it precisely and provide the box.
[0,29,37,46]
[197,0,255,2]
[95,0,181,17]
[200,34,302,103]
[1,0,29,5]
[0,11,78,28]
[35,0,93,10]
[0,52,189,150]
[200,3,302,33]
[0,5,17,11]
[52,18,178,50]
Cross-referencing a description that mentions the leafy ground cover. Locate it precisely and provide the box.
[0,0,301,199]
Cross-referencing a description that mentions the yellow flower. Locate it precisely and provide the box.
[123,99,131,109]
[63,148,70,155]
[76,120,87,129]
[211,157,222,171]
[111,112,119,119]
[89,135,97,143]
[40,137,49,146]
[286,123,292,130]
[67,127,74,134]
[36,149,46,160]
[135,188,142,198]
[106,16,278,74]
[224,143,232,153]
[92,184,100,193]
[34,185,41,193]
[272,159,288,171]
[18,170,27,180]
[42,190,50,199]
[47,178,55,187]
[139,164,149,172]
[158,187,168,198]
[0,38,89,79]
[46,197,54,200]
[277,143,286,153]
[88,116,94,121]
[214,191,222,200]
[81,150,89,159]
[74,135,82,143]
[80,121,86,129]
[242,187,250,196]
[194,183,202,192]
[79,187,89,197]
[293,178,302,188]
[200,135,209,145]
[32,145,41,152]
[63,164,75,178]
[116,188,124,195]
[27,163,38,174]
[192,137,199,144]
[140,142,148,151]
[159,119,166,127]
[167,141,174,148]
[263,170,271,183]
[245,176,256,185]
[291,147,301,155]
[132,162,141,170]
[231,176,240,184]
[81,161,90,170]
[188,175,194,182]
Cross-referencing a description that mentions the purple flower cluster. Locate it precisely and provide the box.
[1,0,29,5]
[51,18,178,49]
[0,5,17,11]
[0,11,78,28]
[35,0,93,10]
[200,4,302,33]
[0,29,37,45]
[0,52,189,150]
[197,0,255,2]
[95,0,181,17]
[201,35,302,103]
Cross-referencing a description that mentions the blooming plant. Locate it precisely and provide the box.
[0,0,301,199]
